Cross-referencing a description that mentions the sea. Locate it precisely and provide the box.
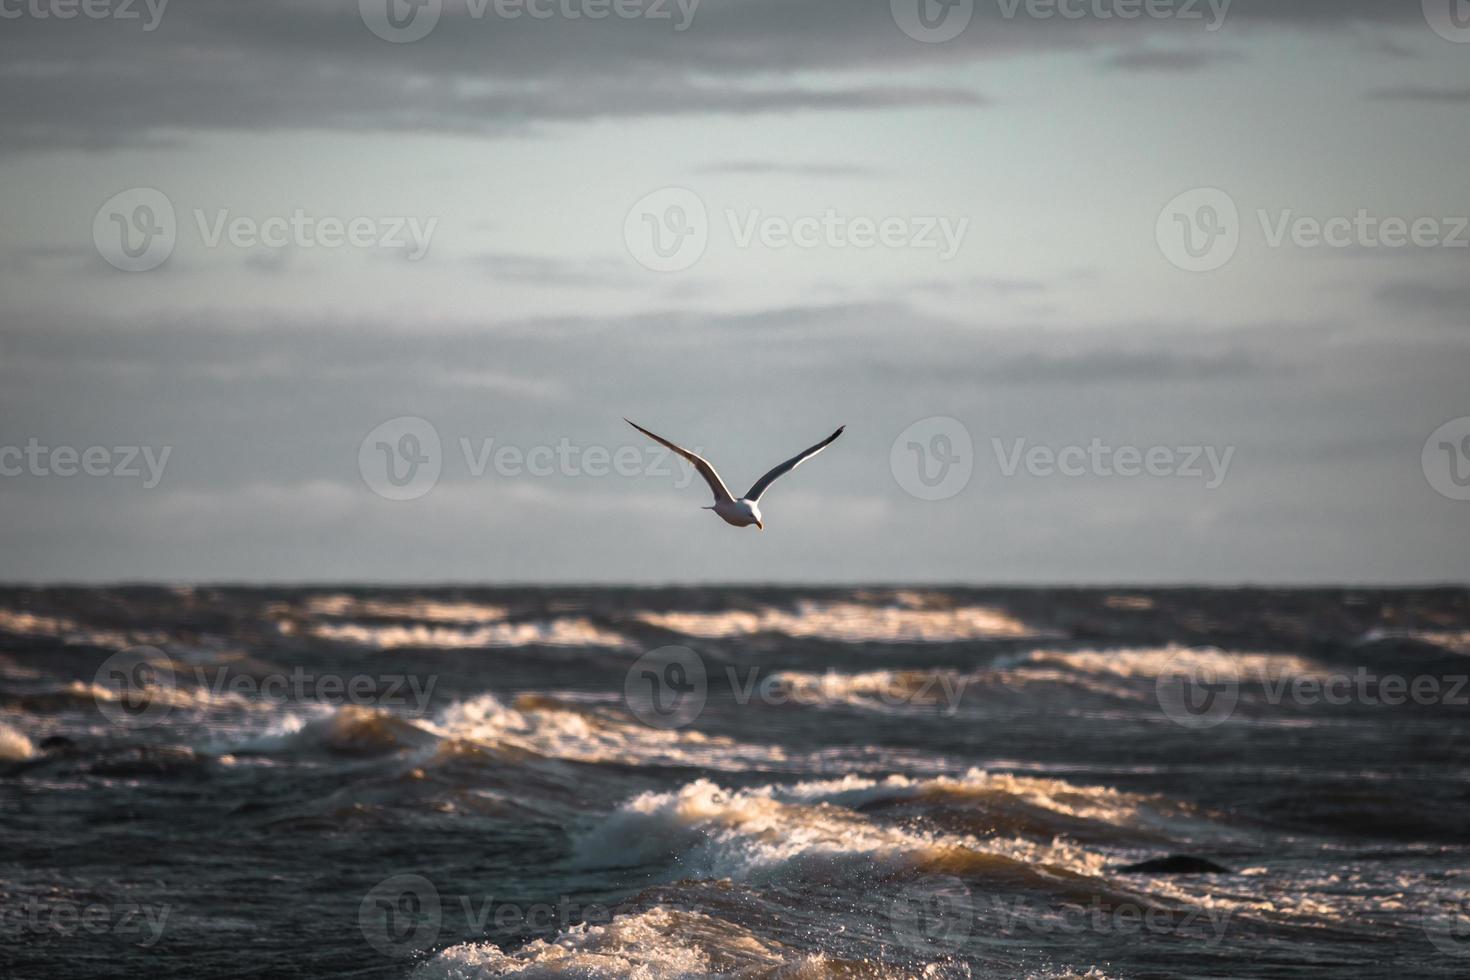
[2,585,1468,979]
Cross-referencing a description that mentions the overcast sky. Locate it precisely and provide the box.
[1,0,1467,584]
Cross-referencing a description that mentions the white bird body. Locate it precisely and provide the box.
[625,419,845,531]
[710,498,763,529]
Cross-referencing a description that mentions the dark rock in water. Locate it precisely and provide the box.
[1118,855,1233,875]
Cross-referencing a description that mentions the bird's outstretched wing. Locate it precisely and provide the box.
[745,426,845,502]
[625,419,734,505]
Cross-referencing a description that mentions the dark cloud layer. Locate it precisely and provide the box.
[0,0,1427,151]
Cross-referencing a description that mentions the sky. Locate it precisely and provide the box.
[1,0,1467,584]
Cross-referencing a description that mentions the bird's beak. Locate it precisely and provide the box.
[756,521,764,530]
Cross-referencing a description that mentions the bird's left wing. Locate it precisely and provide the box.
[624,418,734,504]
[744,425,845,502]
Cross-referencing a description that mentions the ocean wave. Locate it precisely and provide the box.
[1016,646,1325,684]
[766,669,973,714]
[416,906,924,979]
[0,607,169,649]
[299,595,510,623]
[635,601,1044,644]
[427,693,787,770]
[0,720,36,761]
[306,618,627,650]
[571,774,1125,891]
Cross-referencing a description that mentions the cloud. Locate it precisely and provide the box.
[0,0,1424,151]
[1104,47,1243,73]
[692,161,885,178]
[468,252,633,288]
[1376,281,1470,317]
[1367,87,1470,104]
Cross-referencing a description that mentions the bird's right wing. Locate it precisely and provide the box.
[625,419,734,504]
[744,425,845,502]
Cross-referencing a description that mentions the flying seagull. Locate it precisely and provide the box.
[625,419,845,530]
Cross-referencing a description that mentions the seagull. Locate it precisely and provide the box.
[625,419,845,530]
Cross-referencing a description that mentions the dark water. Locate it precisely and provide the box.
[2,586,1469,979]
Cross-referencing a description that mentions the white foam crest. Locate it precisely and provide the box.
[1015,645,1326,684]
[0,721,36,761]
[301,594,509,623]
[767,669,972,714]
[308,618,627,650]
[429,693,786,770]
[771,770,1152,826]
[416,906,918,980]
[0,608,169,649]
[1360,627,1470,654]
[636,601,1042,644]
[573,776,1111,883]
